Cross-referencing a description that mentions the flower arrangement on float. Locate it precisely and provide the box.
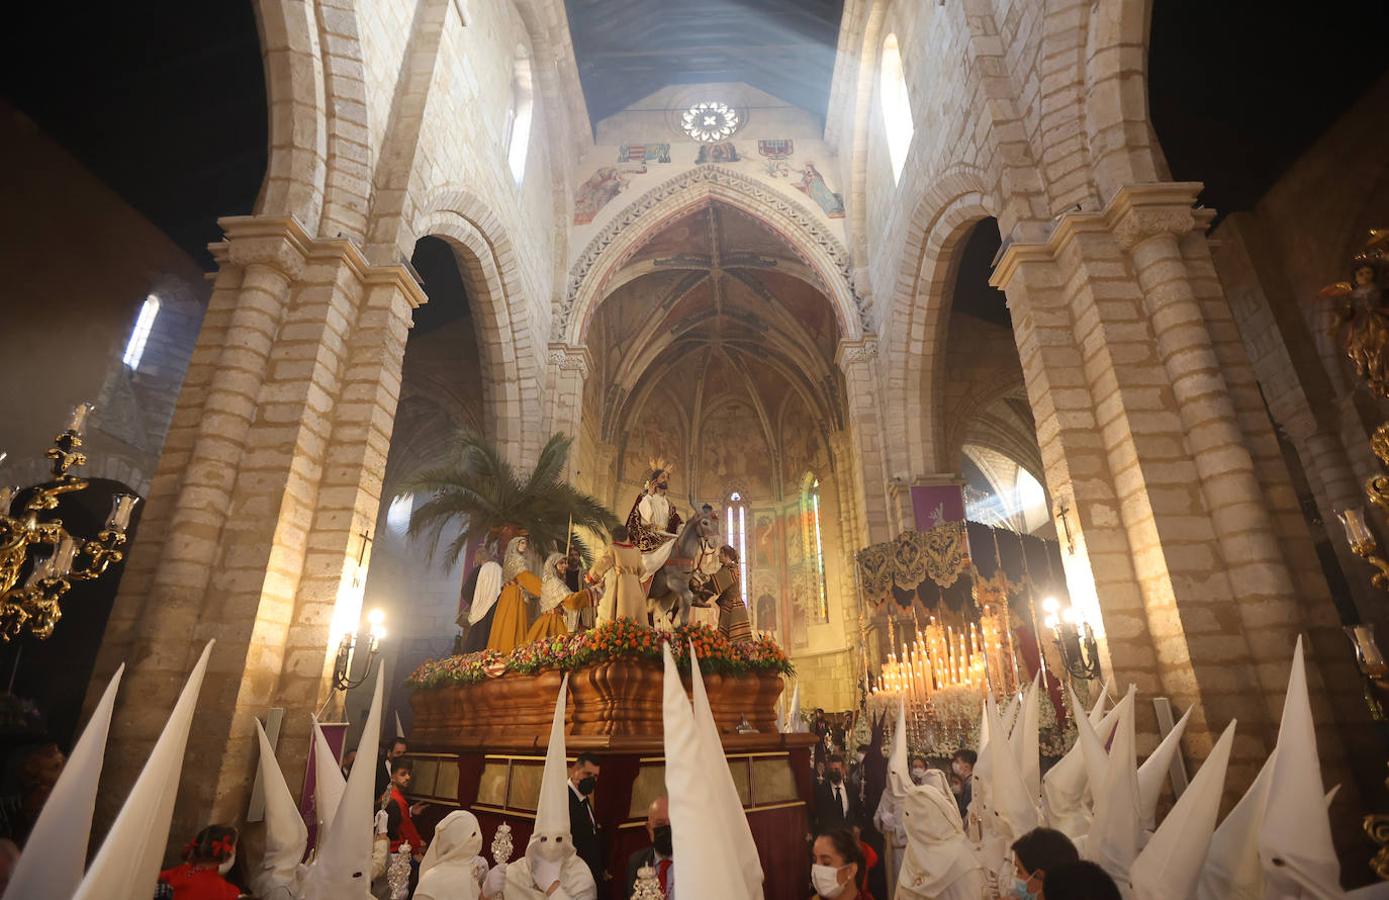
[407,619,793,688]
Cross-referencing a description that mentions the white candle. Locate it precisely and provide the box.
[66,403,94,435]
[106,494,139,531]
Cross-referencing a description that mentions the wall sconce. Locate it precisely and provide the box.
[1042,595,1101,681]
[331,607,387,693]
[1338,506,1389,590]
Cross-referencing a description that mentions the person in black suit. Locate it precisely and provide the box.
[623,796,672,899]
[566,751,604,890]
[374,737,409,801]
[813,754,863,834]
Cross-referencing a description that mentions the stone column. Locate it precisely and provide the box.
[993,185,1372,808]
[835,336,892,546]
[546,343,591,480]
[87,216,424,841]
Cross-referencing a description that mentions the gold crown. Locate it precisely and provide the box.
[647,457,673,476]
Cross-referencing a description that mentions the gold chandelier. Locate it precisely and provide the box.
[0,404,138,640]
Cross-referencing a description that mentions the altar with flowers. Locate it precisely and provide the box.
[403,621,817,900]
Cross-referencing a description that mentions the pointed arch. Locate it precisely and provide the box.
[559,166,869,344]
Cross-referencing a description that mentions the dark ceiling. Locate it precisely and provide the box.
[563,0,844,126]
[1,1,1384,277]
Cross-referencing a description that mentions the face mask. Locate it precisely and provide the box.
[812,863,846,897]
[910,767,927,784]
[828,770,843,785]
[652,824,673,856]
[532,834,567,862]
[1010,875,1039,900]
[578,775,598,795]
[218,852,236,876]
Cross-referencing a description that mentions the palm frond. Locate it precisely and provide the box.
[401,429,618,569]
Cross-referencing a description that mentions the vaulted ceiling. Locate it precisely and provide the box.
[588,201,844,444]
[563,0,844,126]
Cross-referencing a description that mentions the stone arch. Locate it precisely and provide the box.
[1085,0,1166,202]
[252,0,328,228]
[315,0,373,241]
[559,166,869,344]
[879,166,999,479]
[414,191,542,464]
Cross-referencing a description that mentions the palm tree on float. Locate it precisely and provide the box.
[401,430,618,565]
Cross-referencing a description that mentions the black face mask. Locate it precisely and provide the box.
[828,770,843,785]
[578,775,598,795]
[652,825,673,856]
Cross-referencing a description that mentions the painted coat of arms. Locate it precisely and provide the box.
[618,143,671,164]
[757,139,794,159]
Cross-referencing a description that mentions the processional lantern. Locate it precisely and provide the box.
[0,403,139,641]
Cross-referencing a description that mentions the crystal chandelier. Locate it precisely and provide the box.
[0,404,139,640]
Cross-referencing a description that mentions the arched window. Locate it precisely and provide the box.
[725,491,749,605]
[122,294,160,370]
[879,33,915,183]
[800,476,829,620]
[506,46,534,186]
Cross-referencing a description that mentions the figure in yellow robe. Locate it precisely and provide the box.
[487,535,540,654]
[525,553,600,643]
[586,526,647,624]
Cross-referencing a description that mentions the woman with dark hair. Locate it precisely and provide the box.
[810,828,872,900]
[1041,860,1123,900]
[157,825,241,900]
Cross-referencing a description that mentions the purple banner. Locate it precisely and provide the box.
[909,484,965,531]
[299,721,348,851]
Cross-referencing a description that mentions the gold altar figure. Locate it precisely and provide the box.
[1320,239,1389,399]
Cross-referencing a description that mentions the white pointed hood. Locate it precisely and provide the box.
[415,811,484,900]
[1084,684,1141,885]
[1090,678,1113,728]
[1000,691,1022,741]
[983,692,1039,841]
[300,668,385,899]
[3,664,123,900]
[395,710,406,740]
[898,778,985,896]
[1196,749,1276,900]
[250,717,308,900]
[530,673,575,861]
[1260,636,1341,898]
[662,643,746,895]
[311,718,346,832]
[689,642,764,897]
[1012,673,1041,799]
[1138,705,1192,832]
[784,681,802,733]
[1041,685,1097,840]
[73,642,213,900]
[1130,720,1236,900]
[887,697,909,799]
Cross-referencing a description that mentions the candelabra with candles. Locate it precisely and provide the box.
[331,607,387,694]
[0,404,139,641]
[869,606,1018,754]
[1041,596,1101,681]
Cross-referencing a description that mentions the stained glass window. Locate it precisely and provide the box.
[725,491,749,604]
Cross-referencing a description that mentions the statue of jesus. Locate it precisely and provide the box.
[625,459,683,579]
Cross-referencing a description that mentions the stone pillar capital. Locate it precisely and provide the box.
[547,343,592,380]
[216,215,312,280]
[1103,182,1204,252]
[835,334,879,373]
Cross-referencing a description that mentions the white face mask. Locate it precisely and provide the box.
[218,852,236,876]
[910,767,928,784]
[812,863,846,897]
[531,833,568,863]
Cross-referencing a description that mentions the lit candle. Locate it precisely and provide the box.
[105,494,140,531]
[66,403,94,435]
[1340,506,1375,545]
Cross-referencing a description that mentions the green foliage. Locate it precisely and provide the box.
[400,430,619,564]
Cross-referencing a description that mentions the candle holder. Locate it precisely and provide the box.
[1338,507,1389,590]
[1346,624,1389,721]
[331,607,387,693]
[0,404,139,641]
[1042,597,1101,681]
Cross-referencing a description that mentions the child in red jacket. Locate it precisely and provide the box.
[158,825,243,900]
